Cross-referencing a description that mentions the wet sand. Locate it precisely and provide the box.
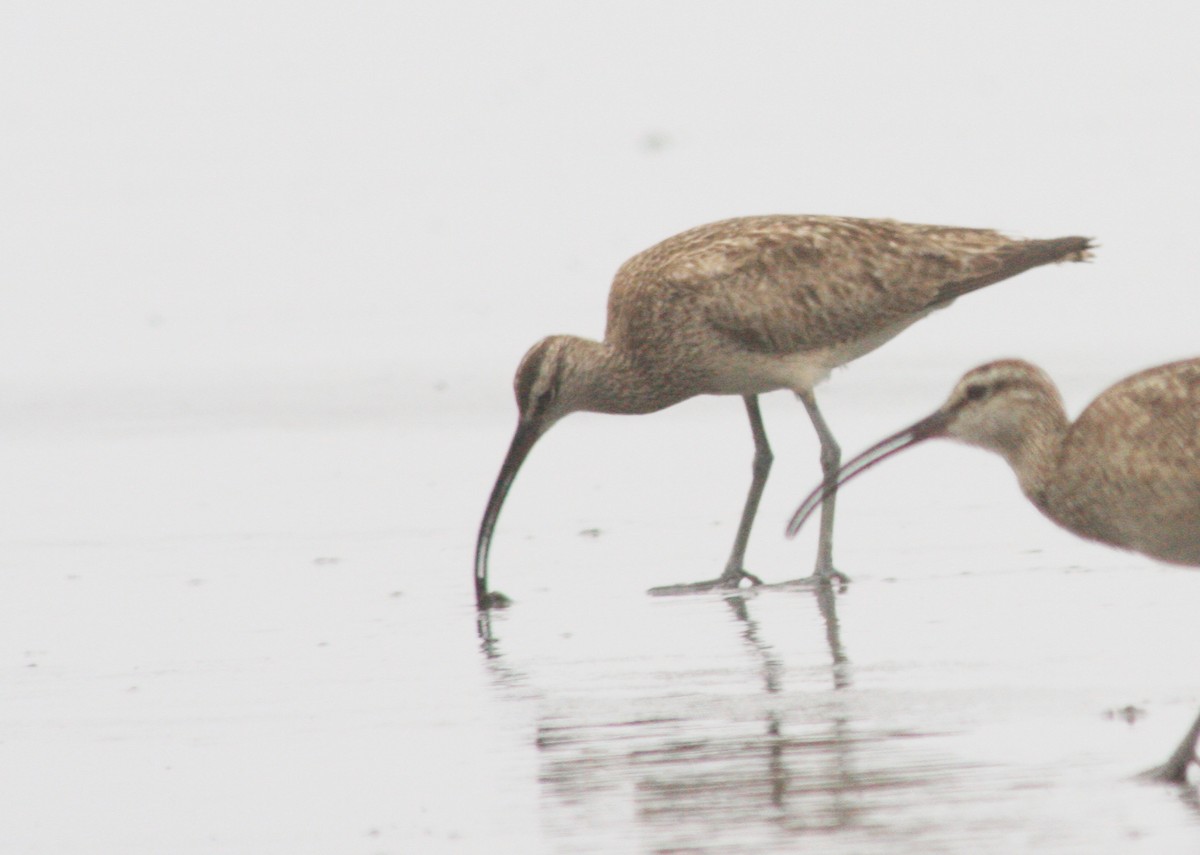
[2,380,1198,853]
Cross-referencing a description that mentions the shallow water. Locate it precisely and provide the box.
[469,393,1200,853]
[482,578,1200,850]
[1,384,1198,854]
[478,569,1200,854]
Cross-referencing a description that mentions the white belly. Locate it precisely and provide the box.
[703,309,935,395]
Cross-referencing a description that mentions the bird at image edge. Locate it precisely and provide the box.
[788,357,1200,783]
[476,214,1093,608]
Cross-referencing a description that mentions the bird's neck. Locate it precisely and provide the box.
[566,338,679,416]
[1001,408,1071,514]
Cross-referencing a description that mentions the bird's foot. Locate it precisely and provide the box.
[477,590,514,610]
[1136,759,1196,786]
[1136,712,1200,785]
[760,566,851,592]
[1137,748,1198,786]
[647,568,763,597]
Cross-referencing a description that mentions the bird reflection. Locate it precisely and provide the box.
[475,607,531,698]
[474,576,971,849]
[722,583,848,691]
[815,583,850,691]
[722,593,784,693]
[476,609,499,660]
[721,586,858,826]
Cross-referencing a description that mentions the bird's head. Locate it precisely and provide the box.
[473,335,593,608]
[787,359,1064,537]
[512,335,589,432]
[935,360,1064,458]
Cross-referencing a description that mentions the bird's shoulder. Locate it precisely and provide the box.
[1076,359,1200,429]
[1066,358,1200,477]
[1052,360,1200,555]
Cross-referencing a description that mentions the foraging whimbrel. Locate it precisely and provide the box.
[787,357,1200,782]
[475,215,1091,609]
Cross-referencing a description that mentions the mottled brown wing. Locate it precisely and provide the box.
[1065,360,1200,496]
[607,216,1088,356]
[671,217,1029,355]
[1051,359,1200,562]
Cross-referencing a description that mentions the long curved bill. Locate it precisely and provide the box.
[786,409,950,538]
[475,419,544,608]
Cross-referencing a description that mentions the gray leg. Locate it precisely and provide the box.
[648,395,768,595]
[797,390,847,583]
[1140,707,1200,784]
[722,395,772,582]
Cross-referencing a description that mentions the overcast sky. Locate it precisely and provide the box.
[2,2,1196,418]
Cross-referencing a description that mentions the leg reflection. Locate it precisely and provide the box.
[475,584,964,849]
[721,587,862,829]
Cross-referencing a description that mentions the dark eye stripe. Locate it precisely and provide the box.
[963,377,1018,403]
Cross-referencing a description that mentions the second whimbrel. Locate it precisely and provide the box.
[475,215,1092,609]
[787,357,1200,782]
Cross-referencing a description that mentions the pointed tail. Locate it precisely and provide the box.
[935,235,1094,304]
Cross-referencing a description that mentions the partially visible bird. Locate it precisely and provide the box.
[475,215,1092,609]
[788,357,1200,782]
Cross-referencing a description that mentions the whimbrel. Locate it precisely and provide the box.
[787,357,1200,782]
[475,215,1091,609]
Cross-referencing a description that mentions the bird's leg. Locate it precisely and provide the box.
[722,395,773,583]
[799,391,844,579]
[1139,707,1200,785]
[770,391,851,588]
[648,395,769,595]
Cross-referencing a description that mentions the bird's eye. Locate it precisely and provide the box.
[965,383,987,401]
